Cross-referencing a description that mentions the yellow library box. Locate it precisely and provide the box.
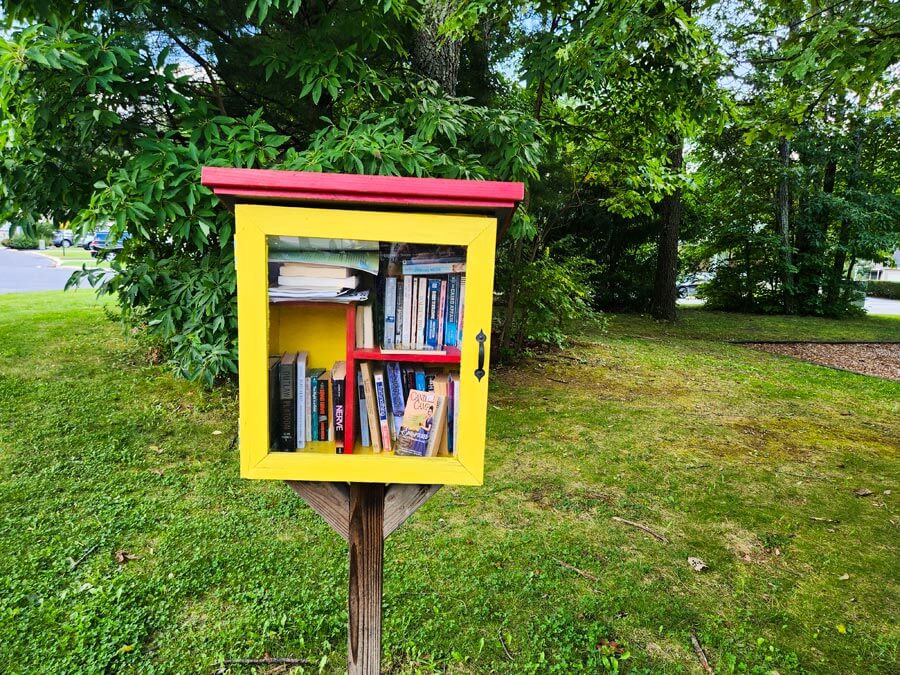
[202,168,524,486]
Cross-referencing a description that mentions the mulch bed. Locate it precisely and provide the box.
[745,342,900,381]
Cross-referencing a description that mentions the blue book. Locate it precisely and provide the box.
[425,278,441,349]
[414,367,426,391]
[385,362,406,440]
[402,261,466,275]
[444,274,461,347]
[356,369,371,447]
[383,277,397,349]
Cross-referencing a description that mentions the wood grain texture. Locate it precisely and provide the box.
[348,484,385,675]
[383,484,441,538]
[287,481,350,541]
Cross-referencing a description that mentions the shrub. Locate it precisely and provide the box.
[867,280,900,300]
[7,234,39,249]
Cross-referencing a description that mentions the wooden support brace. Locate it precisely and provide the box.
[287,481,441,674]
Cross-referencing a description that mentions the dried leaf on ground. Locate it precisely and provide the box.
[114,550,139,565]
[854,488,874,497]
[838,573,850,580]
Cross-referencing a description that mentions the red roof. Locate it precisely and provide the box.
[201,167,524,224]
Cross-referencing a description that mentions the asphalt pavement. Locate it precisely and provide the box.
[0,247,81,294]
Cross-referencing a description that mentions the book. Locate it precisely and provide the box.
[445,274,461,347]
[385,362,405,441]
[280,263,353,278]
[425,278,441,349]
[415,278,427,349]
[359,362,382,452]
[414,367,426,391]
[269,356,280,449]
[357,369,371,447]
[276,275,358,289]
[394,390,446,457]
[383,277,397,349]
[332,361,346,453]
[457,276,466,345]
[308,368,325,441]
[401,261,467,275]
[372,368,392,452]
[401,274,413,349]
[295,351,308,449]
[449,371,460,453]
[430,372,450,456]
[318,371,330,442]
[436,279,447,350]
[305,374,313,442]
[394,278,404,347]
[360,302,375,349]
[278,353,297,450]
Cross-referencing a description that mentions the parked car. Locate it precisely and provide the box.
[82,231,100,249]
[52,230,74,247]
[677,272,714,298]
[90,231,131,260]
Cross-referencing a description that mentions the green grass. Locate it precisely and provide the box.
[0,293,897,673]
[37,247,112,268]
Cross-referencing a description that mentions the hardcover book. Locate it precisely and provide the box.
[268,356,280,449]
[425,278,441,349]
[278,353,297,450]
[294,351,308,449]
[357,369,371,447]
[383,277,397,349]
[394,390,447,457]
[385,362,405,441]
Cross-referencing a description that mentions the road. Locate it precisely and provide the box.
[0,247,81,294]
[865,296,900,316]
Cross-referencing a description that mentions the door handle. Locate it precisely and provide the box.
[474,330,486,381]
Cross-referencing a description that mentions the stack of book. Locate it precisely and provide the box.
[269,354,348,453]
[269,262,369,302]
[381,265,465,352]
[356,361,460,456]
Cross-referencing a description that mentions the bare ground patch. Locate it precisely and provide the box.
[745,342,900,381]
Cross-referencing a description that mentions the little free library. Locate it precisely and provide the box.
[201,167,524,674]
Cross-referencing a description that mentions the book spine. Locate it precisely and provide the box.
[425,278,441,349]
[386,362,405,441]
[305,376,312,442]
[394,278,404,348]
[416,278,427,349]
[279,359,295,450]
[457,276,466,345]
[401,261,466,275]
[383,277,397,349]
[318,379,328,441]
[360,364,381,452]
[296,357,306,449]
[269,362,280,449]
[414,368,426,391]
[373,372,392,451]
[436,279,447,350]
[310,373,319,441]
[357,370,371,447]
[447,374,455,455]
[402,275,413,349]
[445,274,460,347]
[333,376,345,453]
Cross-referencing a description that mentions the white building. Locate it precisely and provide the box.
[868,250,900,282]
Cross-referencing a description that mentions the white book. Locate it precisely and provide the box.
[402,274,413,349]
[305,376,312,442]
[277,275,358,289]
[295,351,308,448]
[362,303,375,349]
[416,277,427,350]
[395,279,404,347]
[383,277,397,349]
[279,263,353,278]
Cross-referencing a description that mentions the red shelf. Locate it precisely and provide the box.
[352,347,461,364]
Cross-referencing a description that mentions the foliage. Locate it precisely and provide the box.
[2,291,899,672]
[866,280,900,300]
[495,239,603,354]
[6,233,40,249]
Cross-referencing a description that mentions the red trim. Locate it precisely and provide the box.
[201,167,524,215]
[352,347,461,364]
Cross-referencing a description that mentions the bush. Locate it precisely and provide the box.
[867,280,900,300]
[7,234,39,250]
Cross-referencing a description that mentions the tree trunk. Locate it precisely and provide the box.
[650,132,684,322]
[825,129,863,307]
[412,0,461,94]
[776,136,795,312]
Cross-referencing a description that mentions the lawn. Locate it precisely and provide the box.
[37,246,112,268]
[0,293,897,674]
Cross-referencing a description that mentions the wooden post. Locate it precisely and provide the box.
[348,483,384,675]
